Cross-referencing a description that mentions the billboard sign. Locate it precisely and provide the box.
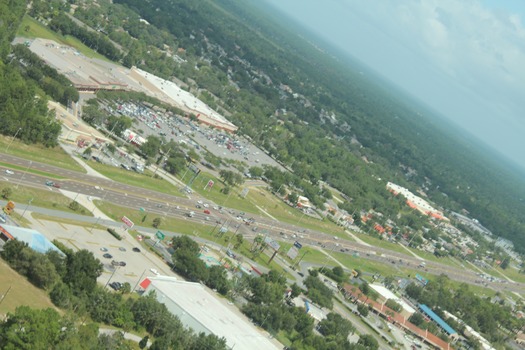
[264,236,280,251]
[121,216,134,229]
[156,230,165,240]
[287,246,298,260]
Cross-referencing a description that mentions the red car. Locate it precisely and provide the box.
[204,209,211,214]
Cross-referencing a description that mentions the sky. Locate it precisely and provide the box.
[263,0,525,171]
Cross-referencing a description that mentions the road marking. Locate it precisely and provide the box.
[86,241,99,245]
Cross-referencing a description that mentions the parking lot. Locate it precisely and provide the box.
[27,218,175,289]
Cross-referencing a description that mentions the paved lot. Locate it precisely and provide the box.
[28,218,175,289]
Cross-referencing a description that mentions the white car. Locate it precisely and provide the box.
[150,268,160,276]
[5,170,14,175]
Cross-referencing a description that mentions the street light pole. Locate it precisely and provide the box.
[89,188,110,232]
[320,244,339,272]
[20,198,34,220]
[15,161,32,189]
[5,128,21,153]
[132,269,147,292]
[292,250,310,270]
[104,265,120,288]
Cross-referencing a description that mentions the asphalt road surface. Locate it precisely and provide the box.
[1,152,524,295]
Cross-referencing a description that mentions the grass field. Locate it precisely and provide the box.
[0,135,85,173]
[0,260,57,315]
[0,181,93,217]
[85,160,184,197]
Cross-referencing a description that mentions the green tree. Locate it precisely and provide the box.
[358,334,379,350]
[318,312,355,339]
[385,299,402,313]
[0,306,63,349]
[1,187,12,199]
[172,249,208,282]
[206,266,231,295]
[152,217,161,228]
[139,335,149,349]
[357,303,369,317]
[171,235,200,255]
[63,249,103,295]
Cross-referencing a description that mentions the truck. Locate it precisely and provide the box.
[187,211,195,218]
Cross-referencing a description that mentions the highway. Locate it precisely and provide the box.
[1,152,524,295]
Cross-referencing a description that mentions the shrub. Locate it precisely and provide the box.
[107,228,122,240]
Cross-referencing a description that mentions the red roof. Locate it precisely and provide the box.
[139,278,151,290]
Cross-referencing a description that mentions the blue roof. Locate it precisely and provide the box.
[1,224,65,256]
[419,304,456,335]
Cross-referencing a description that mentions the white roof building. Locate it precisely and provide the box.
[370,284,416,316]
[141,277,280,350]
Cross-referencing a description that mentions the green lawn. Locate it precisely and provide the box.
[0,260,58,315]
[85,160,184,197]
[179,171,263,214]
[0,135,85,173]
[0,181,93,217]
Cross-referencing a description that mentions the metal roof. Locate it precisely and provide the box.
[0,224,65,256]
[144,277,279,349]
[419,304,457,335]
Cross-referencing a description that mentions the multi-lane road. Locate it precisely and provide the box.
[1,152,524,295]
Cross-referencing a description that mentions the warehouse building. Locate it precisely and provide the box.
[140,276,279,349]
[0,224,64,256]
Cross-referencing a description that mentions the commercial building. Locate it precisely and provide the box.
[0,224,64,256]
[386,182,448,221]
[140,276,279,349]
[369,284,416,318]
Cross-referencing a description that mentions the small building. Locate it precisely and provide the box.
[141,277,279,349]
[0,224,64,256]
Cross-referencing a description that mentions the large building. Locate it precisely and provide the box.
[369,284,416,319]
[140,276,279,349]
[0,224,64,256]
[386,182,448,221]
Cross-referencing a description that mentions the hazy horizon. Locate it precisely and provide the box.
[262,0,525,173]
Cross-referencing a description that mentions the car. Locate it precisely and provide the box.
[119,261,127,267]
[5,169,14,175]
[298,272,305,277]
[150,268,159,276]
[103,253,113,259]
[111,260,120,266]
[119,247,126,252]
[0,214,6,223]
[100,247,109,252]
[52,183,61,188]
[203,209,211,214]
[45,180,54,186]
[195,204,202,209]
[132,247,141,253]
[109,282,122,291]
